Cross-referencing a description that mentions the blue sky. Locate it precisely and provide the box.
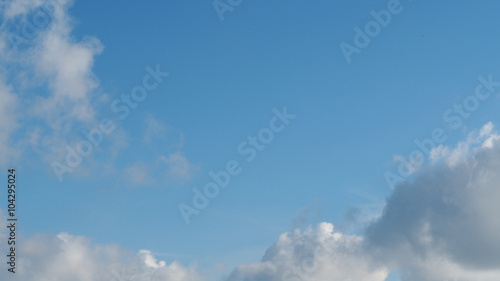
[1,0,500,280]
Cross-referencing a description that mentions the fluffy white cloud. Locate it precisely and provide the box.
[227,222,388,281]
[0,230,201,281]
[2,122,500,281]
[2,0,103,121]
[32,30,103,122]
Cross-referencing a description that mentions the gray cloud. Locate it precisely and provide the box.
[224,123,500,281]
[365,123,500,280]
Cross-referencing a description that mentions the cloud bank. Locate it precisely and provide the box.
[0,230,201,281]
[1,2,499,279]
[365,122,500,280]
[226,122,500,281]
[1,123,500,280]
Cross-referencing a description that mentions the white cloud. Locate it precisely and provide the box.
[0,0,198,186]
[429,144,449,162]
[33,32,103,121]
[0,229,202,281]
[429,122,498,167]
[227,222,388,281]
[1,123,500,280]
[2,0,102,121]
[0,0,103,166]
[227,123,500,281]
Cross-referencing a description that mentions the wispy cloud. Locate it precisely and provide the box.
[122,115,197,186]
[0,0,197,186]
[143,114,168,144]
[160,152,197,183]
[0,0,103,166]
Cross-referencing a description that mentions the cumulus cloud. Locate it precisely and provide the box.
[0,230,201,281]
[222,123,500,281]
[227,222,388,281]
[365,122,500,280]
[2,121,500,281]
[149,122,500,281]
